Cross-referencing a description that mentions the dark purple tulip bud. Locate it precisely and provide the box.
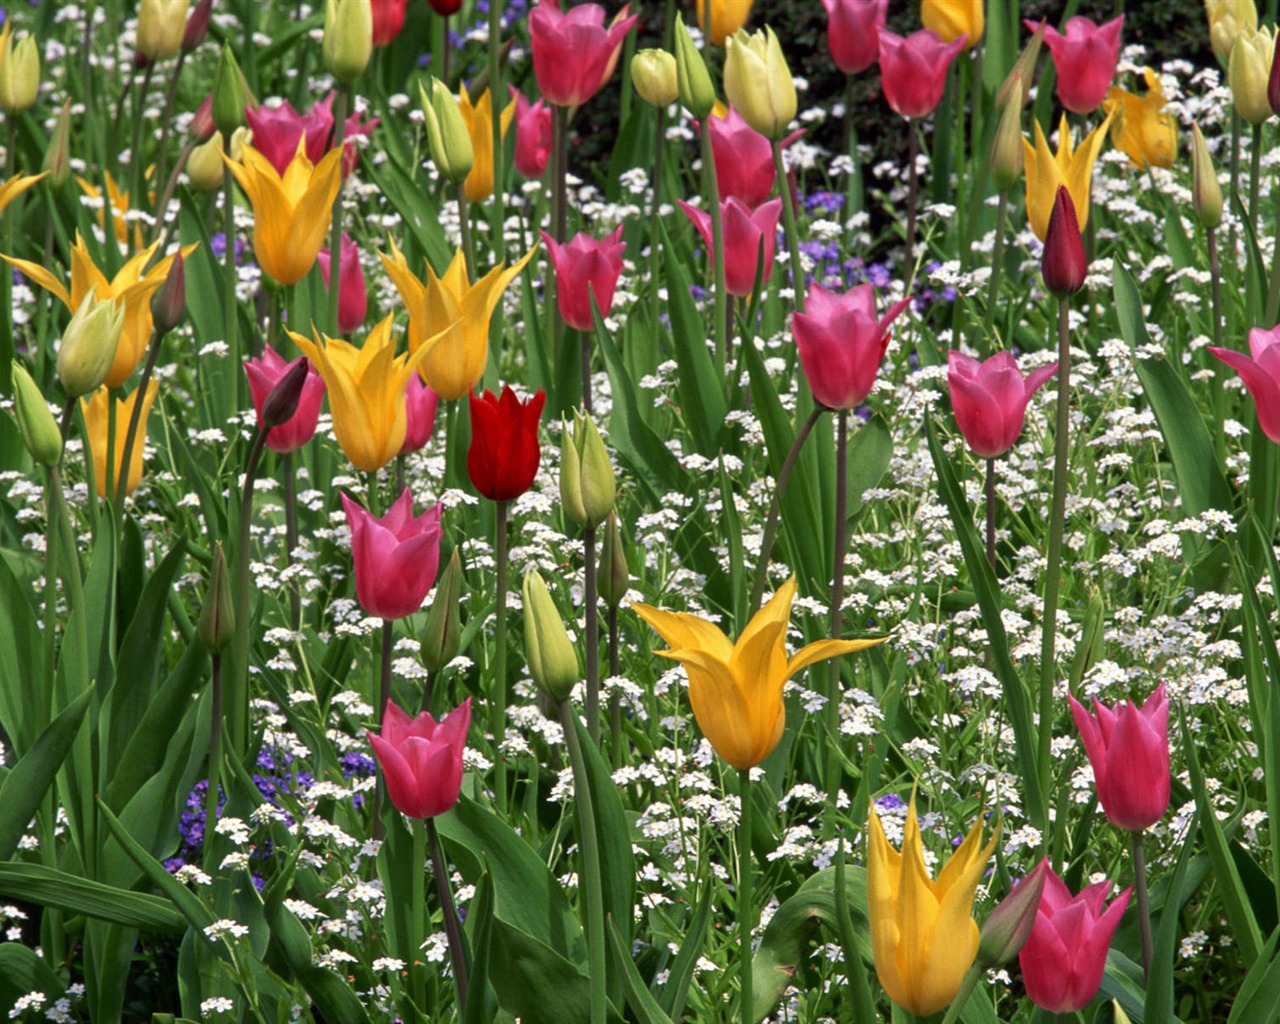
[1042,186,1086,298]
[183,0,214,53]
[198,543,234,654]
[151,253,187,334]
[260,357,310,431]
[977,857,1050,968]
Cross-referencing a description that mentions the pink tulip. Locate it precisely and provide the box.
[878,28,967,119]
[699,108,802,210]
[401,376,441,455]
[1019,865,1131,1013]
[317,233,368,335]
[370,0,408,47]
[822,0,888,75]
[244,93,378,178]
[1069,682,1170,832]
[792,282,911,410]
[244,345,325,453]
[509,86,553,179]
[368,699,470,820]
[528,0,639,108]
[540,225,627,332]
[1209,327,1280,444]
[341,488,444,620]
[948,351,1058,458]
[1029,14,1124,116]
[679,196,782,298]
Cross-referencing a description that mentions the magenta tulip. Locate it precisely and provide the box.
[317,233,368,335]
[822,0,888,75]
[341,488,444,620]
[1029,14,1124,116]
[245,93,378,178]
[540,225,627,332]
[244,346,325,453]
[679,196,781,298]
[792,282,912,410]
[509,86,553,179]
[1019,865,1131,1013]
[528,0,639,108]
[948,351,1058,458]
[368,699,470,820]
[700,108,802,210]
[1209,327,1280,444]
[1069,682,1170,832]
[401,376,440,455]
[878,29,967,119]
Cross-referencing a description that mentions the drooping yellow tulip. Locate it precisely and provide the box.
[867,797,999,1017]
[921,0,984,49]
[696,0,752,47]
[224,139,343,285]
[1021,112,1114,241]
[81,380,160,498]
[459,86,515,203]
[379,240,536,402]
[1102,68,1179,170]
[632,577,883,770]
[4,233,196,389]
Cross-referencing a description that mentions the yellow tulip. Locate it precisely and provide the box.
[75,170,147,249]
[286,315,447,473]
[696,0,752,47]
[921,0,984,49]
[4,233,195,389]
[379,240,536,402]
[0,171,45,217]
[724,26,795,141]
[224,139,343,286]
[459,86,515,203]
[1102,68,1179,170]
[1021,112,1114,241]
[81,380,159,498]
[136,0,190,62]
[1206,0,1258,66]
[632,577,884,770]
[0,24,40,115]
[867,797,998,1017]
[1229,25,1275,125]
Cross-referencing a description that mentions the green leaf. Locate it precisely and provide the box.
[607,915,674,1024]
[659,883,713,1020]
[1145,810,1200,1023]
[1101,950,1150,1022]
[573,718,635,958]
[1229,926,1280,1024]
[0,544,43,755]
[487,915,624,1024]
[264,894,373,1024]
[0,944,65,1016]
[0,863,185,931]
[845,413,893,524]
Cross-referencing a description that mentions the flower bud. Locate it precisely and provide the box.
[631,49,678,108]
[152,253,187,334]
[724,26,796,141]
[976,858,1049,968]
[560,410,615,530]
[0,33,41,115]
[324,0,373,85]
[1229,26,1275,126]
[191,94,216,141]
[212,44,248,139]
[522,569,580,703]
[43,100,73,191]
[187,127,246,190]
[1208,0,1258,67]
[260,357,311,431]
[198,542,234,654]
[10,362,62,468]
[183,0,213,53]
[674,14,716,119]
[1042,186,1087,298]
[1191,122,1224,230]
[996,19,1044,109]
[58,292,125,399]
[137,0,190,62]
[419,77,474,184]
[597,511,629,608]
[990,75,1024,192]
[421,548,463,673]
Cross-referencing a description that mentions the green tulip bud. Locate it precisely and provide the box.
[422,548,464,673]
[211,43,247,139]
[43,100,73,190]
[990,77,1024,192]
[324,0,373,85]
[420,77,474,184]
[1191,122,1224,230]
[674,14,715,119]
[0,34,40,115]
[996,19,1044,110]
[522,570,580,703]
[10,362,62,468]
[560,410,615,530]
[57,292,124,399]
[631,49,678,108]
[976,858,1048,969]
[198,543,234,654]
[597,511,630,609]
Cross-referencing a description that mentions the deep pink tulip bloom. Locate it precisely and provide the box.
[540,225,627,331]
[317,233,368,336]
[822,0,888,75]
[1069,682,1170,832]
[792,282,912,410]
[878,29,967,119]
[1209,327,1280,444]
[370,0,408,46]
[1042,186,1087,298]
[948,351,1059,458]
[341,488,444,620]
[401,375,440,455]
[509,86,553,179]
[244,346,325,453]
[368,699,470,820]
[698,108,802,210]
[528,0,639,108]
[1019,865,1131,1013]
[679,196,781,298]
[245,94,378,179]
[1028,14,1124,116]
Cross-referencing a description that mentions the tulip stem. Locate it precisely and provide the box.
[985,457,997,571]
[488,0,506,266]
[1132,831,1154,978]
[737,767,755,1024]
[1229,111,1241,257]
[904,125,919,290]
[458,183,476,284]
[371,619,394,842]
[823,410,849,838]
[701,115,729,371]
[584,524,600,743]
[149,136,197,249]
[230,427,270,759]
[153,52,187,199]
[1208,226,1227,456]
[559,702,607,1024]
[427,816,470,1015]
[1249,122,1262,247]
[204,653,224,872]
[328,84,349,338]
[649,103,667,336]
[608,604,622,761]
[283,452,301,631]
[223,165,242,412]
[937,964,983,1024]
[772,139,806,316]
[982,190,1009,347]
[1266,198,1280,328]
[492,500,510,809]
[129,64,155,221]
[843,77,862,219]
[114,325,164,513]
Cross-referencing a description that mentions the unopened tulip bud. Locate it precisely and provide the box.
[977,858,1049,968]
[560,410,615,529]
[43,100,73,190]
[522,569,580,703]
[420,77,473,184]
[260,357,311,431]
[1208,0,1258,67]
[10,362,62,468]
[674,14,716,119]
[137,0,190,62]
[187,127,246,190]
[324,0,373,85]
[212,44,247,138]
[198,542,234,654]
[58,293,125,398]
[997,19,1044,109]
[724,26,796,141]
[1191,122,1224,229]
[0,34,40,115]
[990,76,1024,191]
[183,0,213,52]
[1229,26,1275,125]
[1042,186,1087,298]
[631,49,678,107]
[597,511,629,608]
[421,548,463,673]
[152,254,187,334]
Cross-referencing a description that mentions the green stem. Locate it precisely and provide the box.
[822,411,849,839]
[283,451,300,630]
[493,500,510,808]
[148,136,197,249]
[488,0,506,265]
[327,84,350,337]
[1230,111,1241,258]
[1249,121,1262,246]
[1266,195,1280,327]
[833,836,876,1021]
[373,619,394,842]
[204,654,223,866]
[1208,227,1227,459]
[458,182,476,283]
[905,125,919,286]
[427,816,469,1013]
[607,604,622,761]
[982,189,1009,347]
[737,767,754,1024]
[584,524,600,742]
[114,327,164,510]
[230,429,270,758]
[223,166,241,412]
[772,139,805,315]
[843,76,862,218]
[153,51,187,199]
[937,964,984,1024]
[649,104,667,333]
[560,701,606,1024]
[41,469,60,726]
[1132,831,1154,978]
[985,457,997,571]
[130,63,156,242]
[410,818,427,1013]
[700,117,728,371]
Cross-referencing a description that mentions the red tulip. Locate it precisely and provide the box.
[509,86,553,179]
[244,93,378,179]
[401,375,440,454]
[427,0,464,13]
[947,350,1058,458]
[792,282,911,410]
[371,0,409,46]
[678,196,781,298]
[244,346,325,453]
[878,28,966,119]
[821,0,888,75]
[540,225,627,331]
[1018,865,1131,1013]
[368,699,470,820]
[1069,682,1170,832]
[1042,186,1087,298]
[467,386,547,502]
[698,108,802,210]
[1209,327,1280,444]
[317,233,369,335]
[1029,15,1124,116]
[341,488,444,620]
[528,0,639,108]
